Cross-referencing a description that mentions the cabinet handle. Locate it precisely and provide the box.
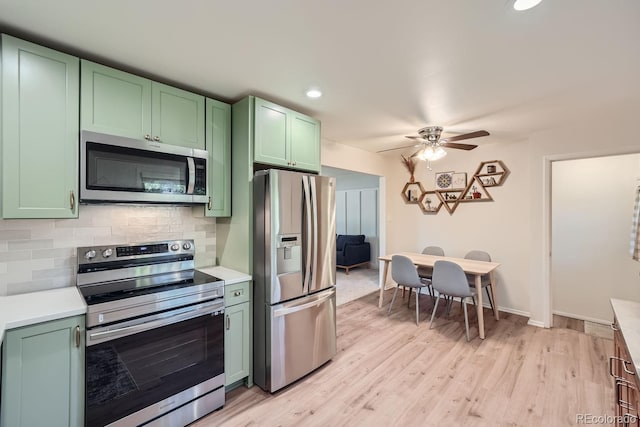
[144,134,151,141]
[208,196,212,210]
[612,322,619,331]
[154,136,160,142]
[75,325,81,348]
[234,290,242,297]
[610,356,635,377]
[293,161,297,166]
[616,379,637,411]
[69,190,75,211]
[226,315,230,330]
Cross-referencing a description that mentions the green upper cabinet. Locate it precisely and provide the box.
[1,315,85,427]
[80,59,151,139]
[254,98,289,168]
[253,97,320,172]
[205,98,231,217]
[290,111,321,172]
[81,60,205,149]
[152,82,205,150]
[1,35,79,219]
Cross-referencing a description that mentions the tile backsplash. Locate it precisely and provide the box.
[0,205,216,296]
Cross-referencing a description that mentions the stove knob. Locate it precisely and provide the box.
[171,243,180,251]
[84,250,97,260]
[102,248,113,258]
[182,242,192,250]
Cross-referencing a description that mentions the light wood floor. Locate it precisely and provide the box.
[193,290,614,427]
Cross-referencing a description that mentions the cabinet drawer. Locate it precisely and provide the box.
[225,281,250,306]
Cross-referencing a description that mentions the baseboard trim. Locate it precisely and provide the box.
[527,319,546,328]
[552,310,610,326]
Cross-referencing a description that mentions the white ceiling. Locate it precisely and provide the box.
[1,1,639,154]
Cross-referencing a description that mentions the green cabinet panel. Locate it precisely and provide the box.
[254,98,289,167]
[290,112,321,172]
[205,98,231,217]
[80,61,205,149]
[224,300,251,386]
[152,82,205,149]
[252,96,320,172]
[1,35,79,219]
[1,315,85,427]
[80,59,152,139]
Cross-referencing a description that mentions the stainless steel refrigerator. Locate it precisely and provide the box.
[253,169,337,393]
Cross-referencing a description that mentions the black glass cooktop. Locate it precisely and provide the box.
[80,270,222,306]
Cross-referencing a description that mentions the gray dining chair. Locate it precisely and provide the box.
[417,245,444,281]
[412,246,444,301]
[429,260,475,341]
[464,250,494,312]
[388,255,429,326]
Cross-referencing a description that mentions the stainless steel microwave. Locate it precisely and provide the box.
[80,131,208,204]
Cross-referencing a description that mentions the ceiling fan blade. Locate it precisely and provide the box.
[405,135,423,140]
[443,130,489,143]
[376,143,417,153]
[440,142,478,150]
[409,148,423,158]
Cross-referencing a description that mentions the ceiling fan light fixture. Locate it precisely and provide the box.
[513,0,542,11]
[418,145,447,161]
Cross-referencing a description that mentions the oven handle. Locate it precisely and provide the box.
[87,299,224,346]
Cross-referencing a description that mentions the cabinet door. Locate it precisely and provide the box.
[205,99,231,217]
[253,97,289,167]
[290,112,321,172]
[80,59,152,140]
[1,35,79,218]
[224,301,250,386]
[1,316,85,427]
[151,82,205,149]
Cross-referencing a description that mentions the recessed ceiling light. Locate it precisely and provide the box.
[306,88,322,98]
[513,0,542,11]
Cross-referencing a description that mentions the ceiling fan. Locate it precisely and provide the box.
[377,126,490,161]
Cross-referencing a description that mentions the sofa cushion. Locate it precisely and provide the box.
[336,234,365,252]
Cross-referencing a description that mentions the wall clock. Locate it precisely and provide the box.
[435,171,453,190]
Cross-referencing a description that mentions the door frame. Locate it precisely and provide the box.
[540,147,640,328]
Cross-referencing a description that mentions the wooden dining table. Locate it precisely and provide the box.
[378,252,501,339]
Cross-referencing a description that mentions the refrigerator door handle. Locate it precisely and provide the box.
[310,176,319,292]
[273,289,335,318]
[303,176,313,294]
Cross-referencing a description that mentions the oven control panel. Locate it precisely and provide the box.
[78,239,196,264]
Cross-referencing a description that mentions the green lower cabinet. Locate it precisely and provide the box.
[224,281,251,387]
[1,315,85,427]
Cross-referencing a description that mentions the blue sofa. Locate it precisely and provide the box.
[336,234,371,274]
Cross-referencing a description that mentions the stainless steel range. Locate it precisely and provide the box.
[76,240,225,427]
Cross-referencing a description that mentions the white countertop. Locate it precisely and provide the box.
[200,266,252,285]
[0,287,87,343]
[611,298,640,374]
[0,266,250,344]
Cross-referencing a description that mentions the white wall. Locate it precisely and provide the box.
[322,107,640,324]
[551,154,640,323]
[385,141,532,315]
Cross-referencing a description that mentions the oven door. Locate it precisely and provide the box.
[85,299,224,427]
[80,130,208,204]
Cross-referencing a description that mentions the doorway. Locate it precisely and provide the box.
[550,154,640,326]
[322,166,382,305]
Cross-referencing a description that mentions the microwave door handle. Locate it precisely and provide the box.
[186,157,196,194]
